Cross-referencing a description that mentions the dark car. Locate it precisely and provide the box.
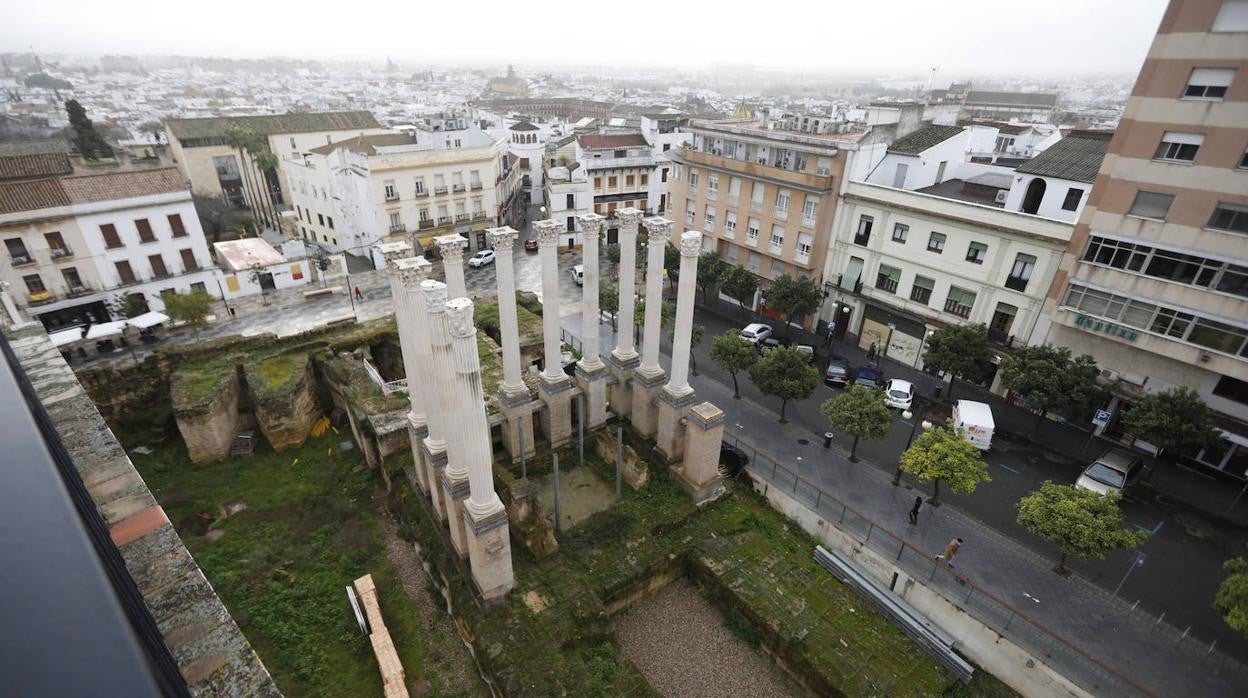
[758,336,792,353]
[524,238,539,252]
[719,442,750,478]
[854,366,883,388]
[824,358,850,387]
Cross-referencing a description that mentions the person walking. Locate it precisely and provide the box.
[935,537,963,567]
[908,496,922,525]
[823,320,836,348]
[354,285,363,301]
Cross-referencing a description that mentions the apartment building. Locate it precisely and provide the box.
[543,165,592,245]
[282,126,520,264]
[164,111,385,209]
[578,133,655,241]
[667,118,855,323]
[1043,0,1248,475]
[0,154,220,330]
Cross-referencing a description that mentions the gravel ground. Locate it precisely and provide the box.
[375,499,488,697]
[615,578,803,698]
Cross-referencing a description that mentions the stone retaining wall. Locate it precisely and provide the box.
[173,367,242,465]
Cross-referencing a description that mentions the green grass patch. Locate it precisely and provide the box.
[248,354,305,398]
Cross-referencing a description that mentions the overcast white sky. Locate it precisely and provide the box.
[2,0,1168,77]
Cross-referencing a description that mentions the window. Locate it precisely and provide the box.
[660,169,668,183]
[115,260,136,284]
[746,218,760,245]
[385,180,398,200]
[6,238,31,264]
[944,286,976,318]
[290,137,297,150]
[1128,190,1175,220]
[135,219,155,243]
[317,213,324,226]
[672,165,682,181]
[168,214,187,237]
[566,216,576,232]
[1208,203,1248,234]
[891,223,908,243]
[1240,149,1248,169]
[1154,132,1203,162]
[434,174,446,193]
[23,274,45,293]
[927,232,946,253]
[608,176,618,187]
[180,249,197,271]
[1006,253,1036,292]
[1189,318,1248,355]
[626,175,635,187]
[1213,0,1248,32]
[775,189,790,211]
[640,173,649,186]
[769,225,784,252]
[688,170,699,188]
[853,215,872,246]
[566,193,575,209]
[685,200,696,224]
[796,233,812,261]
[63,267,84,292]
[419,208,430,222]
[211,155,239,178]
[45,231,69,257]
[705,205,717,231]
[728,177,741,199]
[1088,235,1248,298]
[707,174,719,194]
[725,211,737,236]
[1184,68,1235,99]
[1061,188,1084,211]
[390,212,401,229]
[415,178,426,194]
[149,254,168,278]
[100,223,122,249]
[875,264,900,294]
[910,276,934,305]
[326,216,333,229]
[594,177,602,188]
[966,242,988,264]
[750,182,764,210]
[1213,375,1248,406]
[801,196,817,225]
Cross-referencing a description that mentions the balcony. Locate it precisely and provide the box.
[438,216,452,225]
[49,246,73,260]
[470,181,483,190]
[943,298,973,319]
[773,207,788,221]
[749,201,762,213]
[707,189,718,201]
[414,189,429,198]
[987,327,1016,347]
[385,192,399,202]
[685,213,695,225]
[1004,275,1029,292]
[389,223,406,233]
[836,273,864,295]
[801,216,817,228]
[452,184,466,193]
[704,218,716,231]
[28,289,54,305]
[796,250,811,265]
[909,286,932,305]
[419,220,435,230]
[10,254,34,267]
[434,186,448,195]
[455,213,470,222]
[727,194,739,206]
[66,285,91,298]
[875,276,899,294]
[473,211,489,220]
[584,154,655,170]
[723,224,735,238]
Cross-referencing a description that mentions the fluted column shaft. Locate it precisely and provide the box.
[435,234,468,299]
[668,232,702,394]
[535,220,565,383]
[613,209,642,360]
[578,214,605,367]
[487,227,525,394]
[407,274,446,454]
[445,297,505,515]
[422,280,465,479]
[640,218,672,373]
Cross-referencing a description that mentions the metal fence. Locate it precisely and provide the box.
[726,434,1241,698]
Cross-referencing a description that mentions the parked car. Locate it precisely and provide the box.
[571,264,584,285]
[524,238,539,252]
[719,442,750,478]
[468,250,496,268]
[758,336,791,353]
[883,379,914,409]
[739,323,773,345]
[854,366,883,389]
[794,344,816,363]
[824,358,850,387]
[1076,449,1145,496]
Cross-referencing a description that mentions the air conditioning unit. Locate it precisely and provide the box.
[1099,368,1120,382]
[994,190,1008,204]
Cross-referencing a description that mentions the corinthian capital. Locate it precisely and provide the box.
[377,241,413,266]
[445,297,476,339]
[534,219,562,247]
[434,234,467,262]
[394,256,432,288]
[487,226,518,251]
[615,207,644,229]
[642,216,673,243]
[576,212,606,234]
[678,231,703,257]
[420,279,449,312]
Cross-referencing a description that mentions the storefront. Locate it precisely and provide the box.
[857,303,928,368]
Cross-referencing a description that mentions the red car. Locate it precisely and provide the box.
[524,238,539,252]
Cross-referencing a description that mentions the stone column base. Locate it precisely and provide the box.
[656,386,698,460]
[629,366,667,437]
[678,401,727,503]
[407,416,431,494]
[422,441,450,522]
[441,471,471,559]
[575,360,610,429]
[498,391,536,462]
[537,374,574,447]
[607,350,639,419]
[464,501,515,602]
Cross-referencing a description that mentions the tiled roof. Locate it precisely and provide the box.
[965,91,1057,108]
[0,139,73,157]
[310,132,416,156]
[0,167,188,215]
[1015,137,1109,183]
[577,133,648,149]
[887,125,966,155]
[0,152,73,181]
[165,111,381,141]
[509,121,539,132]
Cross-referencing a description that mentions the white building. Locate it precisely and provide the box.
[212,237,342,300]
[1002,135,1111,222]
[542,165,592,245]
[507,121,546,206]
[866,125,973,190]
[0,154,222,331]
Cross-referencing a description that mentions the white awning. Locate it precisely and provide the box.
[49,327,84,347]
[128,311,170,329]
[85,320,128,340]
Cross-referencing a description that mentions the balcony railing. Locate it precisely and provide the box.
[727,194,739,206]
[796,249,811,264]
[944,298,973,319]
[987,327,1016,347]
[774,207,788,221]
[707,189,718,201]
[1004,275,1029,292]
[385,192,399,202]
[685,213,695,224]
[389,223,406,233]
[419,220,435,230]
[452,184,466,192]
[49,246,73,259]
[910,286,932,305]
[10,254,34,266]
[434,186,448,195]
[801,216,817,228]
[455,213,470,222]
[473,211,489,220]
[749,201,762,213]
[875,276,899,294]
[438,216,452,224]
[67,285,91,298]
[470,181,483,190]
[705,218,716,231]
[724,224,735,238]
[414,189,429,198]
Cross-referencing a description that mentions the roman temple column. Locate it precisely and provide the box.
[575,213,609,428]
[397,257,451,522]
[656,231,703,459]
[379,242,431,495]
[422,279,470,557]
[487,226,535,460]
[534,219,574,446]
[435,233,469,299]
[607,207,643,418]
[445,297,515,601]
[629,216,672,436]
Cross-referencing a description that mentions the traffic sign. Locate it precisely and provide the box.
[1093,409,1112,426]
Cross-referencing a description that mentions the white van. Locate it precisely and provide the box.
[952,400,994,451]
[571,264,584,286]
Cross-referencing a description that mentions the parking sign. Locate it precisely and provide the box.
[1093,409,1112,426]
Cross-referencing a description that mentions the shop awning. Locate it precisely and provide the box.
[85,321,127,340]
[128,311,170,330]
[49,327,84,347]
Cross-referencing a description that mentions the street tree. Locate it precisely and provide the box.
[605,243,621,265]
[1215,557,1248,638]
[599,281,619,331]
[633,298,674,346]
[1124,385,1221,456]
[192,194,235,242]
[65,99,113,160]
[999,345,1100,434]
[720,265,759,312]
[899,423,990,505]
[765,274,821,336]
[224,123,261,222]
[108,292,149,319]
[710,330,757,398]
[749,345,819,423]
[923,323,993,401]
[312,249,334,287]
[696,251,729,304]
[1016,482,1149,575]
[163,290,214,340]
[821,384,893,461]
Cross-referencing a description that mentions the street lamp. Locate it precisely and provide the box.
[893,410,933,486]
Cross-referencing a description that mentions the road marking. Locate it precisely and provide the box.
[1133,520,1164,535]
[996,462,1020,474]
